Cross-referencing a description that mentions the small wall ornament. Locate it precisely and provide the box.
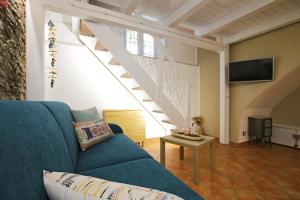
[48,20,58,88]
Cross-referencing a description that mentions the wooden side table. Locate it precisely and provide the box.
[160,135,215,184]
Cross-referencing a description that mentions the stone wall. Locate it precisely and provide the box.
[0,0,26,100]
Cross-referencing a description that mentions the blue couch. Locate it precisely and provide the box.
[0,101,202,200]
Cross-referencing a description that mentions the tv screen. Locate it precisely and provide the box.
[229,58,274,83]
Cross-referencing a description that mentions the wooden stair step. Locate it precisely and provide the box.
[80,21,95,37]
[162,120,174,125]
[109,58,121,66]
[95,40,108,51]
[142,99,154,102]
[120,73,132,79]
[132,86,143,91]
[153,110,163,114]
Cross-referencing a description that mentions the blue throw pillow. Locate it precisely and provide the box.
[71,107,100,122]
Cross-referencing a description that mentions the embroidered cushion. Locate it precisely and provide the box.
[73,120,114,151]
[71,107,101,122]
[43,171,183,200]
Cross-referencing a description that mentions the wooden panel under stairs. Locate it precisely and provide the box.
[95,40,108,51]
[109,57,121,66]
[120,73,132,79]
[80,21,95,37]
[162,120,174,125]
[132,86,143,91]
[103,110,145,145]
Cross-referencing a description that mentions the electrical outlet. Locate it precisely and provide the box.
[242,131,246,136]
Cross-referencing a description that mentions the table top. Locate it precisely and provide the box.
[161,135,215,149]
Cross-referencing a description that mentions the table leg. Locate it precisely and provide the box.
[193,149,200,184]
[180,146,184,160]
[209,142,215,170]
[160,139,165,167]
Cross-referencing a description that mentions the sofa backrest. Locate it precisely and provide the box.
[41,101,79,166]
[0,101,75,200]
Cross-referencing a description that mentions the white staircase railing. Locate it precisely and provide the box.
[108,25,196,127]
[132,55,192,124]
[86,21,186,128]
[81,21,199,129]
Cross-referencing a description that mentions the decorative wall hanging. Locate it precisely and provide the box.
[48,20,58,88]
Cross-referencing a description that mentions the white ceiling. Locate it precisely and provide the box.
[135,0,186,21]
[86,0,300,44]
[186,0,253,27]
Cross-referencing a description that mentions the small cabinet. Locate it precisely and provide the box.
[248,116,272,145]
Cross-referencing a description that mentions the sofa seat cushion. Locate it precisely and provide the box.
[76,134,151,171]
[79,158,202,200]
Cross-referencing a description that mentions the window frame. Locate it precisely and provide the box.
[125,29,156,58]
[143,32,155,58]
[125,29,138,55]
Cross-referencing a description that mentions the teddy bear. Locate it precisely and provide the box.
[191,116,204,136]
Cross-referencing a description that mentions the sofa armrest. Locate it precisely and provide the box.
[109,123,123,134]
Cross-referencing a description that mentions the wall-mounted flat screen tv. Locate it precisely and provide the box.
[229,57,274,84]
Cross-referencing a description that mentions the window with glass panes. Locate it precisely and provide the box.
[126,30,138,55]
[143,33,154,57]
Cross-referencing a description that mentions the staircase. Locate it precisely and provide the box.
[78,20,196,133]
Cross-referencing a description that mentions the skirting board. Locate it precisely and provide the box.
[272,123,300,149]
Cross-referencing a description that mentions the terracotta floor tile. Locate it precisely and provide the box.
[143,138,300,199]
[210,167,227,177]
[187,181,211,198]
[208,174,232,188]
[235,189,264,200]
[210,186,238,200]
[284,187,300,200]
[252,175,285,192]
[262,189,293,200]
[230,178,260,192]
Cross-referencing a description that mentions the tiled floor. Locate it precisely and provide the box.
[143,138,300,200]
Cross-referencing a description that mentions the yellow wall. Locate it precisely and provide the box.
[198,48,220,138]
[271,87,300,126]
[230,22,300,142]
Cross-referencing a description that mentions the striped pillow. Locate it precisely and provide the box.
[73,119,114,151]
[43,171,183,200]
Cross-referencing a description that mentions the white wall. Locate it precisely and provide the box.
[26,0,45,100]
[164,38,198,66]
[44,13,165,138]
